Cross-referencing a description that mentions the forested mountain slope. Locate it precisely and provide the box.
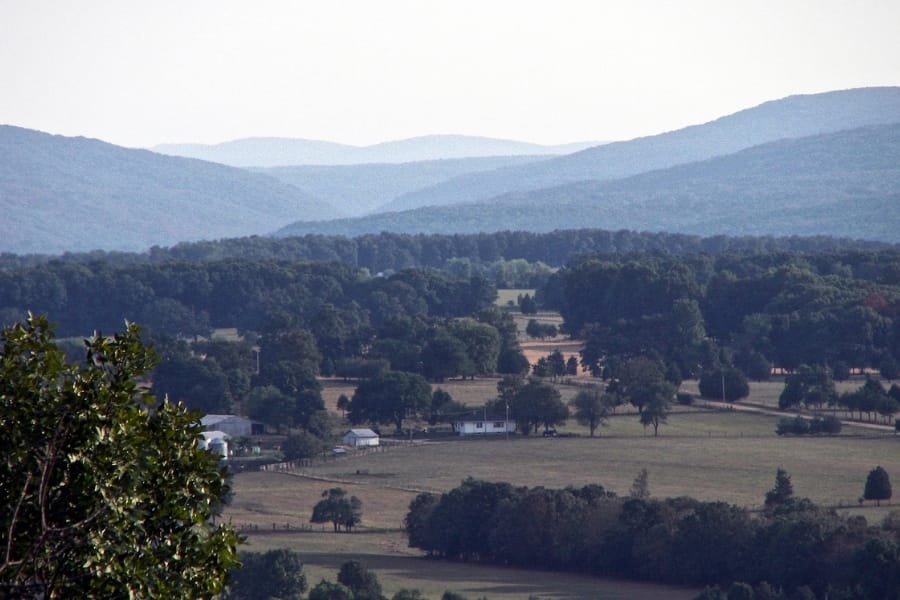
[386,87,900,210]
[276,123,900,243]
[0,126,339,254]
[255,155,548,216]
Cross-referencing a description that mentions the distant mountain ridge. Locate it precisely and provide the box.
[254,155,549,216]
[0,126,340,254]
[152,134,601,167]
[275,122,900,243]
[389,87,900,211]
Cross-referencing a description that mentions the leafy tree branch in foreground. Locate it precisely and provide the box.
[0,314,239,599]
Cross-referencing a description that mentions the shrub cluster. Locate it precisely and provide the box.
[775,415,842,436]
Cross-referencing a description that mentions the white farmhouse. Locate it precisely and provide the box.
[452,412,515,436]
[342,428,380,448]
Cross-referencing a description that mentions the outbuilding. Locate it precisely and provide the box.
[342,428,380,448]
[200,414,264,437]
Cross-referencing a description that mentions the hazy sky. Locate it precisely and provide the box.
[2,0,899,148]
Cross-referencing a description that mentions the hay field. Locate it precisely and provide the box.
[227,411,899,530]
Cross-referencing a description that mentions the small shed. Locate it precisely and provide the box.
[453,412,515,436]
[343,428,380,448]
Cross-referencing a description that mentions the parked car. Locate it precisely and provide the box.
[542,429,558,437]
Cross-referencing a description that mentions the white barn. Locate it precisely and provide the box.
[343,428,380,448]
[452,412,515,436]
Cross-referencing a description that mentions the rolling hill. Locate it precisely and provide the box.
[385,87,900,211]
[274,123,900,243]
[0,126,339,254]
[255,155,549,216]
[153,134,599,167]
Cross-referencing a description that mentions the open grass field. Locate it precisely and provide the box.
[240,532,697,599]
[226,390,900,598]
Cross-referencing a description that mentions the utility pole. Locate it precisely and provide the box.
[505,399,509,441]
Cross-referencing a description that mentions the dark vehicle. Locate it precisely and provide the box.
[542,429,558,437]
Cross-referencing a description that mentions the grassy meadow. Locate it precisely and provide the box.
[225,400,899,598]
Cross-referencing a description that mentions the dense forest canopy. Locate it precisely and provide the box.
[544,250,900,378]
[0,228,890,273]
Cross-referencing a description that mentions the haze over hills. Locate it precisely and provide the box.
[254,155,549,216]
[387,87,900,211]
[0,126,340,255]
[275,123,900,243]
[4,87,900,256]
[152,134,600,167]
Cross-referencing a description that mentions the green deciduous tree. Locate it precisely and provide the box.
[448,319,501,377]
[570,386,614,437]
[0,315,239,598]
[349,370,432,432]
[228,549,307,600]
[864,466,892,506]
[282,430,325,461]
[311,488,363,532]
[337,560,382,600]
[421,331,473,381]
[765,468,795,509]
[508,378,568,435]
[698,367,750,403]
[630,468,651,499]
[307,580,353,600]
[638,381,675,436]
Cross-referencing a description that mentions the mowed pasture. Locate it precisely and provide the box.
[240,531,697,599]
[227,410,900,527]
[225,395,899,599]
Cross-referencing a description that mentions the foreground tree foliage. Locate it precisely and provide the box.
[406,476,900,598]
[0,315,239,598]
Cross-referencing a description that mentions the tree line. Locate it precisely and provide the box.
[1,228,890,275]
[405,475,900,599]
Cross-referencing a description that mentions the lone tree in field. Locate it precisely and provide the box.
[765,468,795,509]
[0,315,239,598]
[630,468,651,499]
[864,466,892,506]
[638,382,674,436]
[699,367,750,402]
[570,386,614,437]
[311,488,363,532]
